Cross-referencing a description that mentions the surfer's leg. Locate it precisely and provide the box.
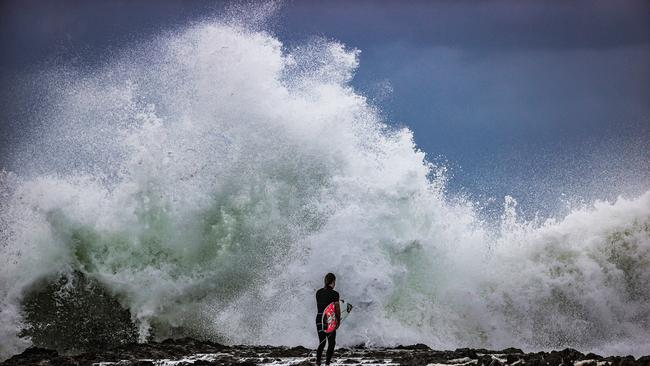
[325,331,336,365]
[316,328,327,365]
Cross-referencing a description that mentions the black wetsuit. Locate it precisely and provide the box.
[315,286,339,365]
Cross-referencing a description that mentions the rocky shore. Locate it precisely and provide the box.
[1,338,648,366]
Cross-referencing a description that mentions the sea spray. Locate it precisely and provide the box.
[0,19,649,360]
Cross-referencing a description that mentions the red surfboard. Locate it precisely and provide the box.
[321,300,352,333]
[321,302,338,333]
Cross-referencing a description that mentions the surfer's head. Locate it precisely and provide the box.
[324,273,336,289]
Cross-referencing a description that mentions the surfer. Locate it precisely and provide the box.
[315,272,340,366]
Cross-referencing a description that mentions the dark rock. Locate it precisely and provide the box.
[266,345,310,357]
[1,339,649,366]
[618,355,637,366]
[506,353,522,364]
[605,355,639,366]
[396,343,431,350]
[19,272,139,353]
[393,352,428,366]
[489,358,504,366]
[477,355,494,366]
[559,348,584,362]
[545,351,564,366]
[473,349,491,354]
[576,361,597,366]
[583,353,604,360]
[235,361,258,366]
[1,347,59,366]
[19,347,58,358]
[519,353,545,366]
[456,348,479,358]
[526,358,546,366]
[638,356,650,366]
[501,348,524,354]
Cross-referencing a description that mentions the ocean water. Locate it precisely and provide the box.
[0,16,649,360]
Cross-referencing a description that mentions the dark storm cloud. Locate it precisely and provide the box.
[1,0,648,72]
[0,0,648,214]
[280,0,650,51]
[274,0,649,212]
[0,0,224,71]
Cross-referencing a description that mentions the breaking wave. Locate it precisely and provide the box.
[1,16,649,360]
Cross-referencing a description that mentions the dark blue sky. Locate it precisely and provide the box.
[1,0,648,217]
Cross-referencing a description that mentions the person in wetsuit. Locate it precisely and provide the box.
[315,272,340,366]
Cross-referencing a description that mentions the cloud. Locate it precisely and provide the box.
[280,0,650,52]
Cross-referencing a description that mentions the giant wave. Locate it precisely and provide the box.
[1,16,649,360]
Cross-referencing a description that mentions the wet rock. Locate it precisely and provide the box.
[473,349,491,354]
[501,348,524,355]
[477,355,494,366]
[574,360,597,366]
[527,352,551,366]
[583,353,604,360]
[20,272,140,354]
[489,358,504,366]
[131,361,156,366]
[636,356,650,366]
[1,347,59,366]
[525,358,546,366]
[605,355,637,366]
[638,356,650,366]
[265,345,310,357]
[559,348,584,362]
[456,348,479,358]
[393,352,427,366]
[192,361,219,366]
[506,353,523,364]
[396,343,431,350]
[545,350,565,366]
[1,339,649,366]
[541,349,584,366]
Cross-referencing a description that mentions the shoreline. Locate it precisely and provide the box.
[1,338,648,366]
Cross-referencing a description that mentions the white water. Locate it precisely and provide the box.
[1,18,649,360]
